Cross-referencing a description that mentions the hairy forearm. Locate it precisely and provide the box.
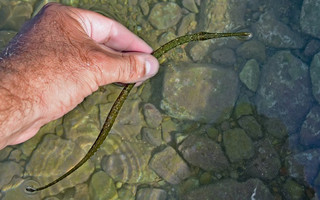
[0,59,42,149]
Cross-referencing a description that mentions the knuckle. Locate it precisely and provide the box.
[125,55,145,81]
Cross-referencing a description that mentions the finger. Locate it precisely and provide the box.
[70,7,153,53]
[92,50,159,85]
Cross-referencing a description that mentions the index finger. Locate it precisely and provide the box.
[70,7,153,53]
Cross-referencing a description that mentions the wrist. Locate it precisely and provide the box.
[0,59,43,148]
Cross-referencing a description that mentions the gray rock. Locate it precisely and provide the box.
[183,179,273,200]
[239,59,260,92]
[282,179,306,200]
[101,141,158,184]
[300,0,320,39]
[148,2,182,29]
[143,103,162,128]
[25,134,94,197]
[238,115,263,140]
[0,31,16,51]
[252,13,305,48]
[263,118,288,139]
[245,140,281,180]
[149,146,191,184]
[0,1,33,31]
[182,0,198,13]
[236,40,266,63]
[136,188,167,200]
[304,40,320,57]
[285,148,320,185]
[255,51,313,133]
[211,48,236,66]
[190,0,246,61]
[300,106,320,146]
[178,134,229,171]
[311,52,320,104]
[141,127,162,146]
[89,171,118,200]
[161,63,239,123]
[0,161,23,189]
[177,13,197,36]
[223,128,254,163]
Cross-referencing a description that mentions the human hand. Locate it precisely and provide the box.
[0,3,159,149]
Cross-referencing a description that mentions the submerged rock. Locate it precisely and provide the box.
[142,103,162,128]
[136,188,167,200]
[236,40,266,63]
[310,52,320,104]
[0,161,23,189]
[161,63,239,123]
[89,171,118,200]
[148,2,182,30]
[182,178,273,200]
[238,115,263,140]
[300,0,320,39]
[252,13,305,48]
[239,59,260,92]
[245,139,281,180]
[255,51,313,133]
[223,128,254,163]
[149,146,191,184]
[178,134,229,171]
[101,141,158,184]
[25,134,94,197]
[300,106,320,147]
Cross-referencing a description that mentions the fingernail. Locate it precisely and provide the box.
[145,57,159,77]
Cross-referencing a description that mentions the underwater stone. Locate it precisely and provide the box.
[161,63,239,123]
[252,13,305,48]
[300,106,320,146]
[178,134,229,171]
[300,0,320,39]
[182,0,198,13]
[311,52,320,104]
[149,146,191,184]
[263,118,288,139]
[25,134,94,197]
[234,102,253,119]
[177,13,197,36]
[0,161,23,189]
[136,188,167,200]
[189,0,246,61]
[0,1,33,31]
[245,139,281,180]
[182,178,273,200]
[239,59,260,92]
[148,2,182,29]
[236,40,266,63]
[255,51,313,133]
[101,141,158,184]
[282,179,306,200]
[211,48,236,67]
[0,31,16,51]
[223,128,254,163]
[143,103,162,128]
[141,127,162,146]
[89,171,118,200]
[0,146,12,161]
[63,105,100,150]
[238,115,263,140]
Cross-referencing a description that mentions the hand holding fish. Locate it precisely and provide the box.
[0,3,159,150]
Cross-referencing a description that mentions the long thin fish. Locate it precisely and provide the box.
[26,31,251,192]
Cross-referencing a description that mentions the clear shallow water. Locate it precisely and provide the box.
[0,0,320,199]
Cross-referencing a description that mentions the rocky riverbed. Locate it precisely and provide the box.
[1,0,320,199]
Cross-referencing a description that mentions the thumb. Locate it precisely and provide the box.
[98,52,159,85]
